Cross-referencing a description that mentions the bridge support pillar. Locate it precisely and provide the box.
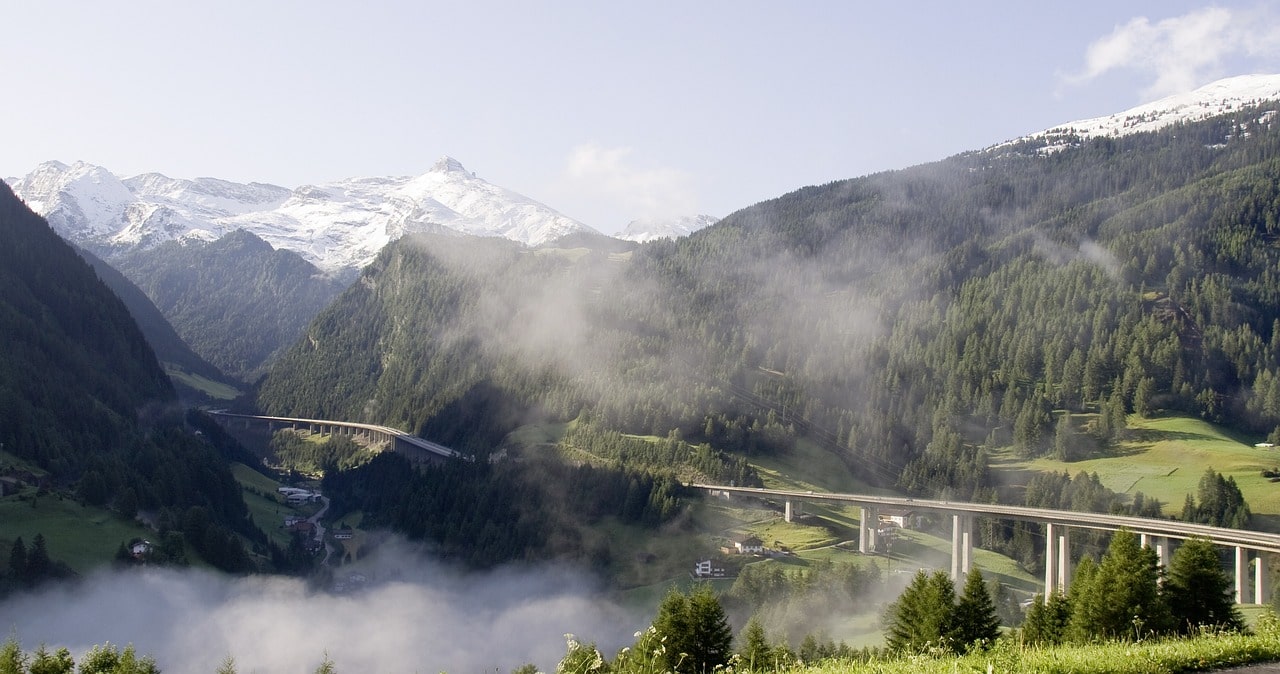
[784,500,793,523]
[1237,546,1248,604]
[951,514,972,581]
[1057,528,1071,592]
[860,506,877,553]
[1143,536,1170,570]
[1257,554,1270,605]
[1044,523,1057,598]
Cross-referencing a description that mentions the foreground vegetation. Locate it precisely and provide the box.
[793,627,1280,674]
[5,627,1280,674]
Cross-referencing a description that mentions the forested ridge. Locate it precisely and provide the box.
[113,229,345,381]
[0,184,262,576]
[75,245,238,399]
[257,104,1280,521]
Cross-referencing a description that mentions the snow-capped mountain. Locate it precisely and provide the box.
[7,156,598,272]
[616,214,718,243]
[997,74,1280,153]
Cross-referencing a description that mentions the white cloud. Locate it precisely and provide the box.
[1067,6,1280,99]
[0,547,640,674]
[557,144,699,229]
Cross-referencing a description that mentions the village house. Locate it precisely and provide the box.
[692,559,729,578]
[877,508,920,529]
[733,535,765,554]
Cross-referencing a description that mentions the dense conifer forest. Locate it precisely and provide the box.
[112,229,345,381]
[0,184,263,578]
[258,104,1280,518]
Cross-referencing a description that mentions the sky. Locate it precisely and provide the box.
[4,2,1280,233]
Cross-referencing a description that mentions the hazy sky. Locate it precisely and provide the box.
[4,1,1280,232]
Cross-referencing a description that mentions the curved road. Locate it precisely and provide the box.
[308,495,332,565]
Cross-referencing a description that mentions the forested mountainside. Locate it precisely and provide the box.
[112,229,345,381]
[0,183,258,572]
[259,103,1280,503]
[76,245,238,399]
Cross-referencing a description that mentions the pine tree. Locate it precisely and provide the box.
[8,537,26,579]
[0,637,26,674]
[651,588,691,672]
[739,617,771,670]
[26,534,51,583]
[1133,377,1155,417]
[1054,413,1083,461]
[685,584,733,674]
[1021,591,1071,645]
[883,570,957,653]
[1068,529,1171,641]
[28,645,74,674]
[1164,537,1243,633]
[951,569,1001,651]
[76,644,159,674]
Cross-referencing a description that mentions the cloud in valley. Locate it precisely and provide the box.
[1066,6,1280,99]
[0,544,640,674]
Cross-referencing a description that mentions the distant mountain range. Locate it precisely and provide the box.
[5,156,718,272]
[615,214,719,243]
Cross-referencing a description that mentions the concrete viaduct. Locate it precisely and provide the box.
[692,484,1280,604]
[208,412,464,461]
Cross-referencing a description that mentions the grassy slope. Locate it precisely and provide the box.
[999,413,1280,527]
[799,625,1280,674]
[231,462,311,548]
[0,493,154,574]
[163,363,241,400]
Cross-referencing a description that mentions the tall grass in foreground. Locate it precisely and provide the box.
[795,621,1280,674]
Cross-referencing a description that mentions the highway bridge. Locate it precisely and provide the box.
[209,412,464,461]
[691,484,1280,604]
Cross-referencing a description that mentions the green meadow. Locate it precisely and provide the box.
[1004,414,1280,527]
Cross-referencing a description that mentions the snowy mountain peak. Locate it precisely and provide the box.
[7,158,600,272]
[431,156,470,174]
[998,73,1280,153]
[616,214,718,243]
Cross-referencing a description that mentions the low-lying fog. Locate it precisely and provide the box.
[0,542,640,673]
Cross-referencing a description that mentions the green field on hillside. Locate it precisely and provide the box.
[1001,414,1280,527]
[231,462,309,548]
[750,439,881,494]
[163,363,240,400]
[0,492,154,573]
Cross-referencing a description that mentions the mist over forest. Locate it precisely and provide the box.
[0,542,638,674]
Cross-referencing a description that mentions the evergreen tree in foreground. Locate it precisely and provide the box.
[738,616,772,670]
[951,569,1001,651]
[1021,591,1072,645]
[1164,537,1243,633]
[651,585,732,674]
[883,569,957,653]
[1068,529,1171,641]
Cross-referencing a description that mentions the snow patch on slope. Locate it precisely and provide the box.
[616,214,718,243]
[7,157,598,272]
[996,74,1280,153]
